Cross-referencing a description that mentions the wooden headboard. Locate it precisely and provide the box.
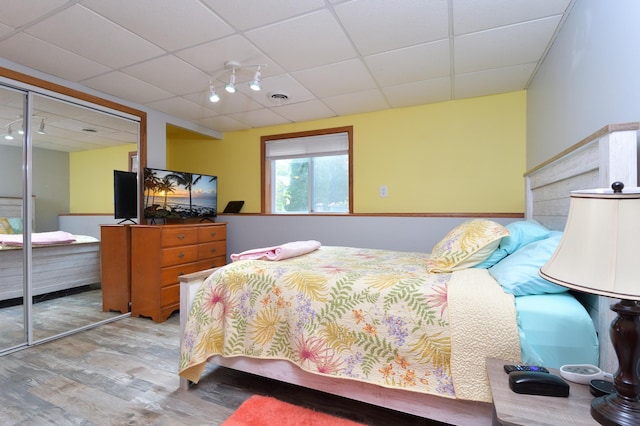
[524,122,640,374]
[0,196,35,230]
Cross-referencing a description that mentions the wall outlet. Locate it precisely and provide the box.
[379,185,388,197]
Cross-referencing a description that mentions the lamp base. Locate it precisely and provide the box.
[592,393,640,426]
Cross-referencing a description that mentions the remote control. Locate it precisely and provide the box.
[504,364,549,374]
[560,364,612,385]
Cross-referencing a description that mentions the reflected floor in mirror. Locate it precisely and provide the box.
[0,286,124,348]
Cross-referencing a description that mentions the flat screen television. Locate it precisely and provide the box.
[143,167,217,220]
[113,170,138,224]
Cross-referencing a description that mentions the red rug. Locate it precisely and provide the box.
[222,395,366,426]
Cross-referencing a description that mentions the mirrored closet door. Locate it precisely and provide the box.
[0,85,27,351]
[0,74,143,354]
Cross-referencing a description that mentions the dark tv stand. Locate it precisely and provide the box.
[117,218,137,225]
[199,217,215,223]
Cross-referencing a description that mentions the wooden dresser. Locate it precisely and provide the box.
[130,223,226,322]
[100,224,132,314]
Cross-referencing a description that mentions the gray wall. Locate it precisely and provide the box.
[0,144,69,231]
[527,0,640,170]
[219,215,515,261]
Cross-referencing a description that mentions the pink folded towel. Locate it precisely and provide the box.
[231,240,321,262]
[0,231,77,246]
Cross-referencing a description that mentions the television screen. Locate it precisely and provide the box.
[143,167,217,220]
[113,170,138,223]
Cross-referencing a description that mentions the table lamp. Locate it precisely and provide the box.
[539,181,640,426]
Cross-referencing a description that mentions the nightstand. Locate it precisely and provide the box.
[486,358,599,425]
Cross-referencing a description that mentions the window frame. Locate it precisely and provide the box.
[261,126,353,214]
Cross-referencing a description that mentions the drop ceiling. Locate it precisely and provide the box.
[0,0,575,150]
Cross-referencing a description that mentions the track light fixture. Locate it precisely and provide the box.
[225,69,237,93]
[3,115,46,140]
[209,83,220,103]
[4,125,13,140]
[207,61,266,103]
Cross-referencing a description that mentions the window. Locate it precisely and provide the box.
[262,126,353,213]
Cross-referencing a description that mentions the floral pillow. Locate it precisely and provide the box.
[427,219,510,273]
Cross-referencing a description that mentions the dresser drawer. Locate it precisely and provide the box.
[198,225,226,243]
[198,241,226,260]
[162,227,198,247]
[160,262,201,287]
[161,244,198,267]
[195,257,227,271]
[160,283,179,307]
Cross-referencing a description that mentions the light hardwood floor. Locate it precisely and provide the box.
[0,310,447,425]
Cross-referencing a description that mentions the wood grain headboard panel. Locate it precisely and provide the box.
[524,122,640,374]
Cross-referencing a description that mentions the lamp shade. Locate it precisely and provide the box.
[539,183,640,300]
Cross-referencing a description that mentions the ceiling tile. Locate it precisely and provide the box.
[245,10,357,71]
[145,96,218,122]
[82,0,234,51]
[453,0,572,35]
[0,0,70,28]
[250,73,316,107]
[383,77,452,108]
[81,71,174,104]
[272,99,337,122]
[23,4,164,68]
[201,0,325,31]
[455,16,562,74]
[0,33,110,81]
[365,40,450,87]
[227,108,291,128]
[123,56,212,96]
[454,63,536,99]
[322,89,389,116]
[335,0,449,55]
[176,35,282,77]
[197,115,249,133]
[292,59,377,98]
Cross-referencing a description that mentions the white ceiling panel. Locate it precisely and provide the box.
[455,63,537,99]
[0,33,110,81]
[23,4,165,68]
[383,77,452,108]
[292,59,377,98]
[272,99,337,123]
[81,71,174,104]
[0,0,69,28]
[322,90,389,116]
[201,0,326,31]
[0,0,576,140]
[335,0,449,55]
[82,0,234,51]
[453,0,572,35]
[245,10,357,71]
[366,40,451,87]
[122,56,212,96]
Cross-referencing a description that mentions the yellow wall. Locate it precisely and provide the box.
[69,143,137,213]
[168,91,526,214]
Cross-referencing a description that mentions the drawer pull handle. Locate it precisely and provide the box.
[210,248,217,253]
[178,271,184,276]
[178,252,185,258]
[178,234,185,240]
[210,232,217,237]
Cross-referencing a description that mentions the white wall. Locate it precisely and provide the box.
[527,0,640,170]
[526,0,640,374]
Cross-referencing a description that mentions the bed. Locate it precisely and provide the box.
[177,122,638,425]
[0,197,101,301]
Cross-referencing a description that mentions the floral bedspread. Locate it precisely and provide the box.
[179,246,516,399]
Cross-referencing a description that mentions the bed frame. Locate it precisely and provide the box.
[0,197,101,301]
[178,123,639,425]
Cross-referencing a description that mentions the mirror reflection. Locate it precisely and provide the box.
[0,86,139,351]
